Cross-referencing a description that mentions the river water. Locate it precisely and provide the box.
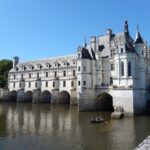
[0,102,150,150]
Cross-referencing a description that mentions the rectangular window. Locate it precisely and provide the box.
[110,49,115,57]
[128,62,131,76]
[46,72,48,78]
[21,74,23,79]
[29,82,31,87]
[37,73,39,78]
[71,81,74,87]
[111,64,114,71]
[54,71,57,77]
[19,83,21,88]
[63,81,66,87]
[78,67,80,71]
[13,83,15,88]
[73,70,76,76]
[46,81,48,87]
[83,66,86,71]
[78,81,80,86]
[29,73,31,79]
[121,48,124,53]
[14,74,16,79]
[63,71,66,77]
[78,54,80,59]
[53,82,55,87]
[35,82,37,87]
[83,81,86,86]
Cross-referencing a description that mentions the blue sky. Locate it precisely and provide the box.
[0,0,149,61]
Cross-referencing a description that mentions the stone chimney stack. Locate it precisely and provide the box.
[90,36,96,51]
[106,29,112,35]
[106,29,112,44]
[13,56,19,68]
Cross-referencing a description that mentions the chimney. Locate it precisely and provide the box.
[13,56,19,68]
[90,36,96,51]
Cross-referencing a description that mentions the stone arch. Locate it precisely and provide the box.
[40,90,51,103]
[96,92,114,111]
[59,90,70,104]
[24,91,33,102]
[10,90,17,101]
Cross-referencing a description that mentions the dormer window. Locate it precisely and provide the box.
[21,65,26,70]
[45,63,51,68]
[54,62,59,67]
[72,61,76,65]
[37,64,42,69]
[29,65,34,70]
[63,60,68,66]
[14,67,18,71]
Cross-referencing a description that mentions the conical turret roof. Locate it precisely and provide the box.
[134,30,144,44]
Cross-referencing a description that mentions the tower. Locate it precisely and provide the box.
[134,27,145,89]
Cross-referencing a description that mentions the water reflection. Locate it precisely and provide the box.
[0,102,150,150]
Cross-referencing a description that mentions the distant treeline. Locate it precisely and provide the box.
[0,59,13,88]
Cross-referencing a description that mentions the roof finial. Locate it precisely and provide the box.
[124,20,129,36]
[137,24,139,31]
[84,35,87,48]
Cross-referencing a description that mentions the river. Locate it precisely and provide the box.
[0,102,150,150]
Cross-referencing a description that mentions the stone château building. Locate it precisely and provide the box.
[8,21,150,116]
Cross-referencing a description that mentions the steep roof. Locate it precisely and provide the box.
[81,47,92,60]
[125,34,135,52]
[134,31,144,44]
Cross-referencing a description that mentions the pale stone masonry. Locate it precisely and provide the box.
[8,55,77,104]
[7,21,150,116]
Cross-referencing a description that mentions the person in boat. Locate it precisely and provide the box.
[95,116,100,121]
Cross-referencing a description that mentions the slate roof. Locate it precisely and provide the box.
[81,47,92,60]
[134,31,144,44]
[9,54,77,72]
[125,34,135,52]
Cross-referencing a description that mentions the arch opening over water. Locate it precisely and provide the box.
[24,91,33,102]
[40,90,51,103]
[10,90,17,101]
[59,91,70,104]
[96,92,114,111]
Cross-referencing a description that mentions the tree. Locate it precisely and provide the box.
[0,59,13,88]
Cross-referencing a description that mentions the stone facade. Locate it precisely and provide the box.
[8,55,77,104]
[7,21,150,116]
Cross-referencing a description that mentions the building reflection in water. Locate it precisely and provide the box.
[0,103,80,139]
[0,103,150,150]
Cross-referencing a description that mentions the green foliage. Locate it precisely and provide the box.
[0,59,13,88]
